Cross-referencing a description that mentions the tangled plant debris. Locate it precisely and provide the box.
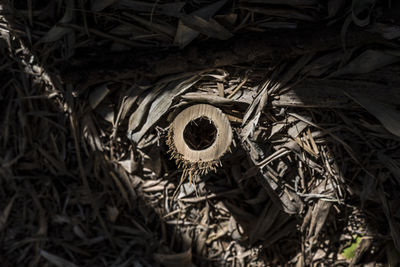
[1,0,400,266]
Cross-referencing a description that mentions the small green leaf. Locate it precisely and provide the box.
[342,235,363,260]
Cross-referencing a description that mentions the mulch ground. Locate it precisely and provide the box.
[1,1,400,266]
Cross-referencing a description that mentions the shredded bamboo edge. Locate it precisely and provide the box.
[166,124,228,177]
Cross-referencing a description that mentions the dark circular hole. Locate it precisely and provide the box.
[183,117,217,150]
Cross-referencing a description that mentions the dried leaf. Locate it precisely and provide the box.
[378,153,400,185]
[116,1,185,16]
[39,0,74,43]
[0,194,16,232]
[123,13,176,37]
[128,74,201,143]
[40,250,78,267]
[257,21,298,29]
[180,16,233,40]
[263,220,297,248]
[387,242,400,267]
[379,189,400,250]
[367,23,400,40]
[307,200,332,241]
[174,0,228,47]
[241,0,316,5]
[82,114,104,152]
[288,121,308,139]
[347,92,400,137]
[327,0,345,18]
[331,50,400,77]
[154,248,193,267]
[107,205,120,223]
[89,83,110,109]
[91,0,118,11]
[174,21,199,49]
[352,0,376,27]
[181,92,249,105]
[360,174,375,207]
[127,83,166,134]
[118,159,136,174]
[248,202,280,243]
[241,7,316,21]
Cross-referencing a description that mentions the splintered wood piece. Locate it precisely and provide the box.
[167,104,232,175]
